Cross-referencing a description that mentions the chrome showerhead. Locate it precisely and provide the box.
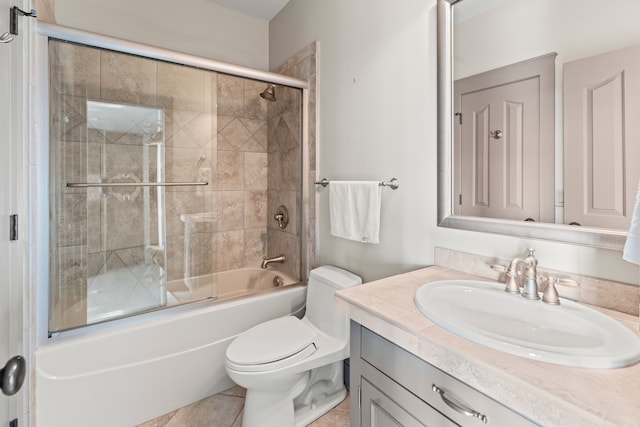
[259,84,277,102]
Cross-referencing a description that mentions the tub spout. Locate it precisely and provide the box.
[261,254,285,269]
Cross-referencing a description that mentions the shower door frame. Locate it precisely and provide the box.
[32,22,310,345]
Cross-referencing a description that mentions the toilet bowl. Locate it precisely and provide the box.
[224,265,362,427]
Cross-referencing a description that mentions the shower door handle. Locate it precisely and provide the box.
[1,356,26,396]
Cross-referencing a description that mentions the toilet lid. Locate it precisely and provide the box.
[226,316,318,366]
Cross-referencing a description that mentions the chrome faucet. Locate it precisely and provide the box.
[520,248,540,300]
[260,254,285,269]
[493,248,540,299]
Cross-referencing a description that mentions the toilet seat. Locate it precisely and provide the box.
[226,316,318,373]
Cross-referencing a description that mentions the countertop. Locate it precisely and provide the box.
[335,266,640,427]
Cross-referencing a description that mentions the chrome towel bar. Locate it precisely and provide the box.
[314,177,399,190]
[66,181,208,188]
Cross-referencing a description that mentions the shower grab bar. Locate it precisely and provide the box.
[66,181,209,188]
[314,177,399,190]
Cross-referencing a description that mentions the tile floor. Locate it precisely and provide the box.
[138,386,350,427]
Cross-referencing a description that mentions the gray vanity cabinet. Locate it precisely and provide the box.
[349,322,539,427]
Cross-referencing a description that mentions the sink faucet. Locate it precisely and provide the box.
[499,248,539,299]
[261,254,285,269]
[518,248,540,300]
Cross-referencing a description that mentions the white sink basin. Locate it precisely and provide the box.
[415,280,640,369]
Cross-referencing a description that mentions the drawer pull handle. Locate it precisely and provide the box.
[432,384,488,424]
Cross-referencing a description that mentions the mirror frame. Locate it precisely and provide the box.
[436,0,627,251]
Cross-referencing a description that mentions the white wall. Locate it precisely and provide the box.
[53,0,270,70]
[270,0,639,285]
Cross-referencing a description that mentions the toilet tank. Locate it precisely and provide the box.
[305,266,362,340]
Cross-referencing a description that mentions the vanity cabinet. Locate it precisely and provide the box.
[349,322,539,427]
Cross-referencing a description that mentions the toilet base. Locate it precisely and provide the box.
[294,386,347,427]
[241,372,309,427]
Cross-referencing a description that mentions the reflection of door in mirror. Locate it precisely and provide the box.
[454,54,556,222]
[564,45,640,229]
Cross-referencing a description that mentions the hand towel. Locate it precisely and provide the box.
[623,180,640,265]
[329,181,382,244]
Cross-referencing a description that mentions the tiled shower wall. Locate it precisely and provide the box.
[50,40,303,331]
[271,41,319,280]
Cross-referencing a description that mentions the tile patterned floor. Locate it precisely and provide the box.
[138,386,350,427]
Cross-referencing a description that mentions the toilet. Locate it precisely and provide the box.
[224,265,362,427]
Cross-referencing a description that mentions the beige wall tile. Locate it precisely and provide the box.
[165,191,210,237]
[52,42,100,98]
[218,230,244,271]
[245,153,268,190]
[183,233,214,278]
[52,245,88,330]
[245,80,268,120]
[244,228,267,267]
[217,191,244,231]
[166,234,185,282]
[217,74,245,116]
[244,191,267,229]
[56,193,87,247]
[166,147,213,185]
[219,118,252,150]
[217,151,244,190]
[101,51,157,106]
[158,62,206,112]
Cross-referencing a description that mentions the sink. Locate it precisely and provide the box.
[415,280,640,369]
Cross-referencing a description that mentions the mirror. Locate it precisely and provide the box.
[437,0,640,249]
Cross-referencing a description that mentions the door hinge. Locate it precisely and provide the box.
[455,112,462,124]
[9,214,18,241]
[10,418,18,427]
[458,194,462,205]
[358,385,362,408]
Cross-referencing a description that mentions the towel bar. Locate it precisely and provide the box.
[314,178,399,190]
[66,181,208,188]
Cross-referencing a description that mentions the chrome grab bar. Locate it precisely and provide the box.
[66,181,208,188]
[432,384,488,424]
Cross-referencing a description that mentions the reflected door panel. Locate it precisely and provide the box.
[459,77,541,221]
[564,45,640,229]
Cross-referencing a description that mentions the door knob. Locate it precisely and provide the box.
[1,356,26,396]
[490,130,503,139]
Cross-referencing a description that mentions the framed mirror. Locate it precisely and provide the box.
[437,0,640,250]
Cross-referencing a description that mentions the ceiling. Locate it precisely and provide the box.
[205,0,290,21]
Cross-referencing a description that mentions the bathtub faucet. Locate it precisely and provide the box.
[261,254,286,269]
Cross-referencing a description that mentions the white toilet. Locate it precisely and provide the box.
[224,265,362,427]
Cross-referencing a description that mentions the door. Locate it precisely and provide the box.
[0,0,26,425]
[563,45,640,229]
[453,53,556,223]
[459,77,540,221]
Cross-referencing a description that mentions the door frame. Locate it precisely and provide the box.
[1,0,31,425]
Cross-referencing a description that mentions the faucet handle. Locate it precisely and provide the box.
[541,276,579,305]
[489,264,507,274]
[490,264,520,293]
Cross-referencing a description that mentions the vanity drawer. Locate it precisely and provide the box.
[359,326,538,427]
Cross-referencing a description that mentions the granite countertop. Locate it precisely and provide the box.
[335,266,640,427]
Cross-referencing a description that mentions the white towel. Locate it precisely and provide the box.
[329,181,382,244]
[623,180,640,265]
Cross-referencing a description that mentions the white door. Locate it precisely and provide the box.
[0,0,26,425]
[459,77,541,221]
[564,45,640,229]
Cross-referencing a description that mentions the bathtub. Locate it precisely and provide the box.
[35,268,306,427]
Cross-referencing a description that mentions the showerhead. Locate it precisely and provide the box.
[260,84,277,102]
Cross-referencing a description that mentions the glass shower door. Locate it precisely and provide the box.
[84,101,168,324]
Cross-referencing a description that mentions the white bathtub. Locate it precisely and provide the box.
[35,269,306,427]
